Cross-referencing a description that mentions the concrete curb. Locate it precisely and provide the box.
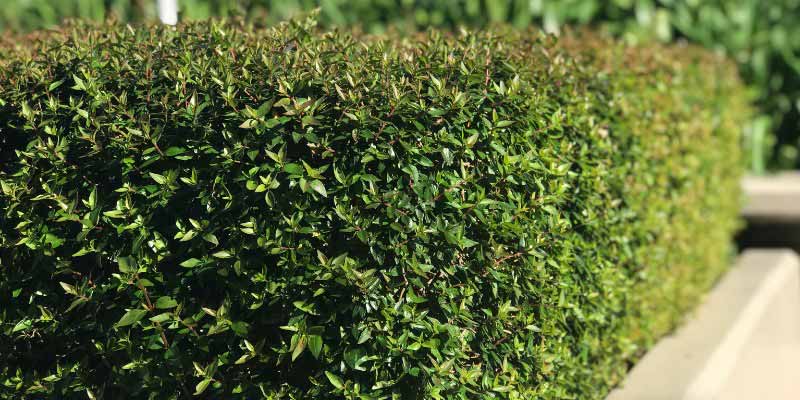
[606,249,800,400]
[742,173,800,222]
[739,172,800,252]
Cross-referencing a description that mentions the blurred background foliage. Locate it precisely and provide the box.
[2,0,799,172]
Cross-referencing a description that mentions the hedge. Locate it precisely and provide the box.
[3,1,796,172]
[0,18,747,399]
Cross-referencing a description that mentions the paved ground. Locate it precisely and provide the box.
[717,177,800,399]
[716,266,800,400]
[607,250,800,400]
[726,174,800,399]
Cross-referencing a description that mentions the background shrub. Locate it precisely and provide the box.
[0,17,747,399]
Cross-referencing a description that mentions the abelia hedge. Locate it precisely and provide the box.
[0,18,747,399]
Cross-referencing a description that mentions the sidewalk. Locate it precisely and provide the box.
[607,250,800,400]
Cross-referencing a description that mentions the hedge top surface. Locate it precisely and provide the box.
[0,18,747,399]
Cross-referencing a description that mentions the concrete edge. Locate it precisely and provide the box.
[742,173,800,222]
[742,174,800,195]
[606,249,800,400]
[683,250,797,399]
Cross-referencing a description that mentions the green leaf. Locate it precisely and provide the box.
[87,186,97,209]
[325,371,344,389]
[235,354,250,364]
[310,180,327,197]
[292,336,306,361]
[115,309,148,328]
[48,80,65,91]
[118,256,136,273]
[231,320,250,336]
[308,335,323,359]
[155,296,178,309]
[239,119,258,129]
[71,74,85,90]
[103,210,125,218]
[203,233,219,246]
[257,99,274,116]
[465,132,479,148]
[212,250,233,259]
[194,378,212,395]
[165,147,186,156]
[292,300,314,314]
[495,120,514,128]
[459,237,479,248]
[284,163,303,175]
[266,148,284,163]
[265,118,282,128]
[12,319,32,333]
[302,160,323,178]
[149,172,167,184]
[59,282,77,295]
[65,297,88,313]
[179,230,197,242]
[150,312,172,323]
[357,329,372,344]
[416,155,434,167]
[180,258,203,268]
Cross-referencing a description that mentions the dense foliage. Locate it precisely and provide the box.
[1,0,795,171]
[0,18,747,399]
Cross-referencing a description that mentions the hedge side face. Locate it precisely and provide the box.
[0,20,747,399]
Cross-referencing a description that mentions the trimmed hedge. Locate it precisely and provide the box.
[3,0,796,171]
[0,18,747,399]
